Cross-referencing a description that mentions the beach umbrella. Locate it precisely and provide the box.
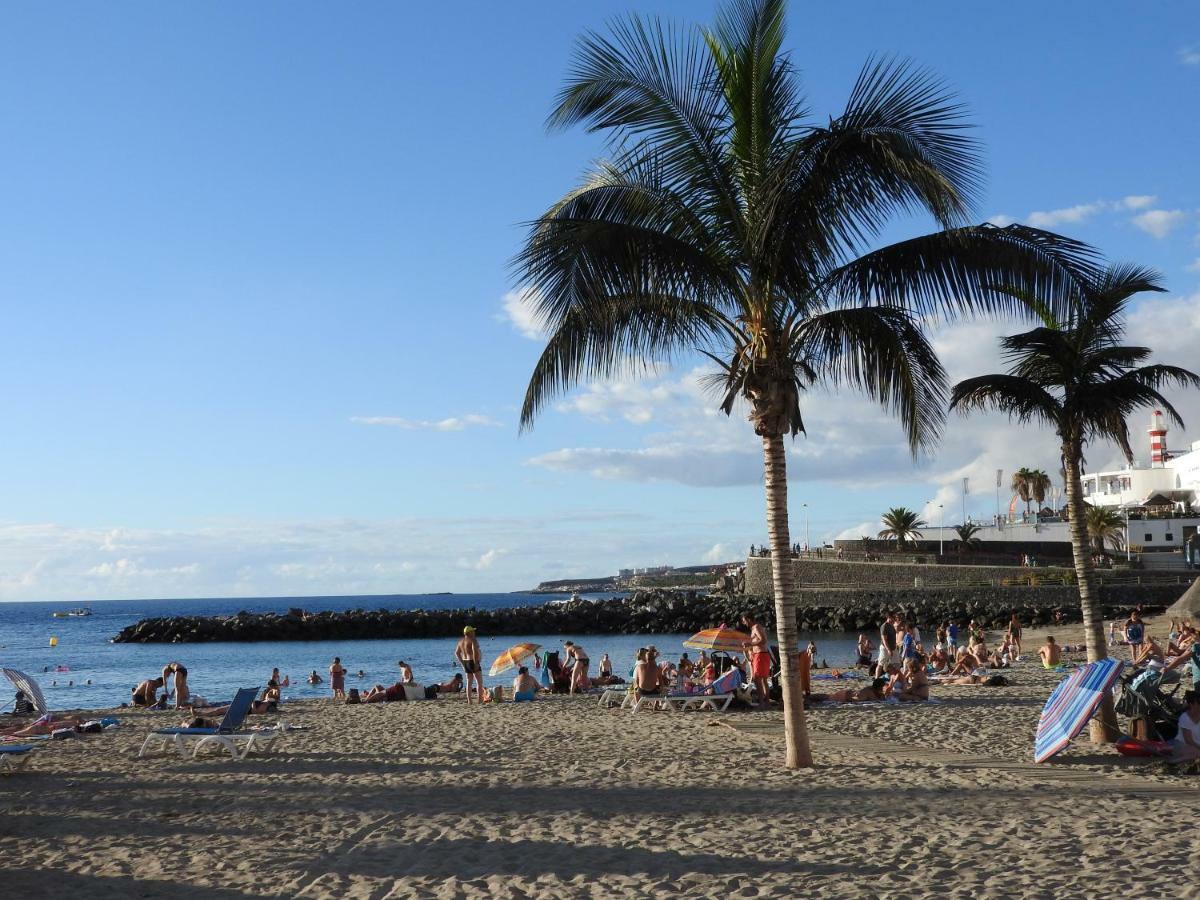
[489,642,541,677]
[1033,658,1124,764]
[1,668,48,714]
[683,627,752,654]
[1164,576,1200,624]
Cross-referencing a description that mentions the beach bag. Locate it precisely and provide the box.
[1115,735,1172,758]
[402,684,424,701]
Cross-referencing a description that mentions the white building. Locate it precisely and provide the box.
[1081,411,1200,511]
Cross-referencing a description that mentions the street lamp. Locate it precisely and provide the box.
[1124,506,1131,562]
[802,503,810,552]
[938,504,944,556]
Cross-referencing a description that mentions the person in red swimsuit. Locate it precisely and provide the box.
[741,613,772,707]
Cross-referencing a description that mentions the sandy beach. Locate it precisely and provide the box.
[1,617,1196,899]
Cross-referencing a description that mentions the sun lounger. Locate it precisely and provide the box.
[598,688,634,709]
[138,687,268,759]
[0,744,36,773]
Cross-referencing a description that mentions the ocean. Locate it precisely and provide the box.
[0,593,859,710]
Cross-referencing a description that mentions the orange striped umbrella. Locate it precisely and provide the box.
[683,628,752,654]
[488,642,541,676]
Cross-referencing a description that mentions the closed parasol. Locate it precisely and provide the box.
[1034,658,1124,763]
[2,668,48,714]
[683,627,752,654]
[489,643,541,677]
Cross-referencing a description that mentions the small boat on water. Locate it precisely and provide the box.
[51,607,93,618]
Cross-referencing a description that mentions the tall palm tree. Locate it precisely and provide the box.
[515,0,1101,769]
[950,264,1200,742]
[1085,504,1126,555]
[878,507,926,549]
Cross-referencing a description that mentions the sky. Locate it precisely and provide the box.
[0,2,1197,601]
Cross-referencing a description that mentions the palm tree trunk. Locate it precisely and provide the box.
[762,431,813,769]
[1062,443,1118,743]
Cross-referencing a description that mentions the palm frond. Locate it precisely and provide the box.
[821,223,1102,322]
[949,374,1061,430]
[794,305,946,454]
[548,13,742,230]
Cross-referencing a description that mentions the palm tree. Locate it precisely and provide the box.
[878,507,926,549]
[950,264,1200,742]
[1085,504,1126,555]
[515,0,1101,769]
[1011,467,1036,515]
[954,522,983,550]
[1028,468,1052,514]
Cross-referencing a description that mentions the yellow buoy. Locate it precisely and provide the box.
[49,636,58,648]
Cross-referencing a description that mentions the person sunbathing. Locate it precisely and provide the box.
[1039,637,1063,668]
[2,714,83,737]
[132,677,165,707]
[434,673,464,694]
[897,658,930,702]
[511,667,539,702]
[634,648,662,698]
[807,677,888,704]
[945,649,980,677]
[1132,637,1165,666]
[362,682,406,703]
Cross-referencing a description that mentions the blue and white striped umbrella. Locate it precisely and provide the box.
[1034,658,1123,763]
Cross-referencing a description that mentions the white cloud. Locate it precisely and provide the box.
[498,288,545,341]
[1180,46,1200,65]
[1131,209,1186,239]
[350,414,502,431]
[1026,202,1107,228]
[700,542,739,563]
[1186,258,1200,273]
[457,548,507,571]
[835,522,877,541]
[1121,195,1157,210]
[987,213,1015,227]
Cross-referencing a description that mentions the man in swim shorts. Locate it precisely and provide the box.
[1039,636,1063,668]
[456,625,484,704]
[741,613,772,707]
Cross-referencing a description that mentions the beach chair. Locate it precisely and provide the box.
[0,744,36,774]
[138,687,277,760]
[664,668,745,712]
[598,687,633,709]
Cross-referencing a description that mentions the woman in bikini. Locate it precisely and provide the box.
[161,662,189,709]
[329,657,347,700]
[807,677,888,704]
[1007,613,1023,657]
[563,641,590,694]
[897,656,930,702]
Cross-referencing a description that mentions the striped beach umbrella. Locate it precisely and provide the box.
[2,668,47,714]
[1034,658,1124,763]
[683,628,752,654]
[489,643,541,677]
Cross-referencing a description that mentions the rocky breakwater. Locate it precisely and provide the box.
[111,592,771,644]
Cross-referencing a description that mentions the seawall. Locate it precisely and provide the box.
[111,581,1186,643]
[743,555,1077,594]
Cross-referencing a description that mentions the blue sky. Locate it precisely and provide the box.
[0,2,1197,600]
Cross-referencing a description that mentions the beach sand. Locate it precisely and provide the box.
[1,617,1195,899]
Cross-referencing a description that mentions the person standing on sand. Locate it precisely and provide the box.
[1124,609,1146,659]
[161,662,189,709]
[878,613,898,676]
[456,626,484,704]
[329,657,347,700]
[741,613,772,707]
[1007,613,1023,658]
[598,653,613,678]
[563,641,590,693]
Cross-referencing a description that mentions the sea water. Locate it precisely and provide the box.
[0,594,860,710]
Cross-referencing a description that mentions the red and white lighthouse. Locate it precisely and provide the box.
[1149,409,1169,467]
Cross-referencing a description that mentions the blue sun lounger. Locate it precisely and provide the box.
[138,687,279,760]
[0,744,36,774]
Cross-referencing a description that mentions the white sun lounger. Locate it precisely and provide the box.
[0,744,36,773]
[139,687,263,759]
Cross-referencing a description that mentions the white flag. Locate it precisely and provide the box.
[996,468,1003,488]
[962,477,970,495]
